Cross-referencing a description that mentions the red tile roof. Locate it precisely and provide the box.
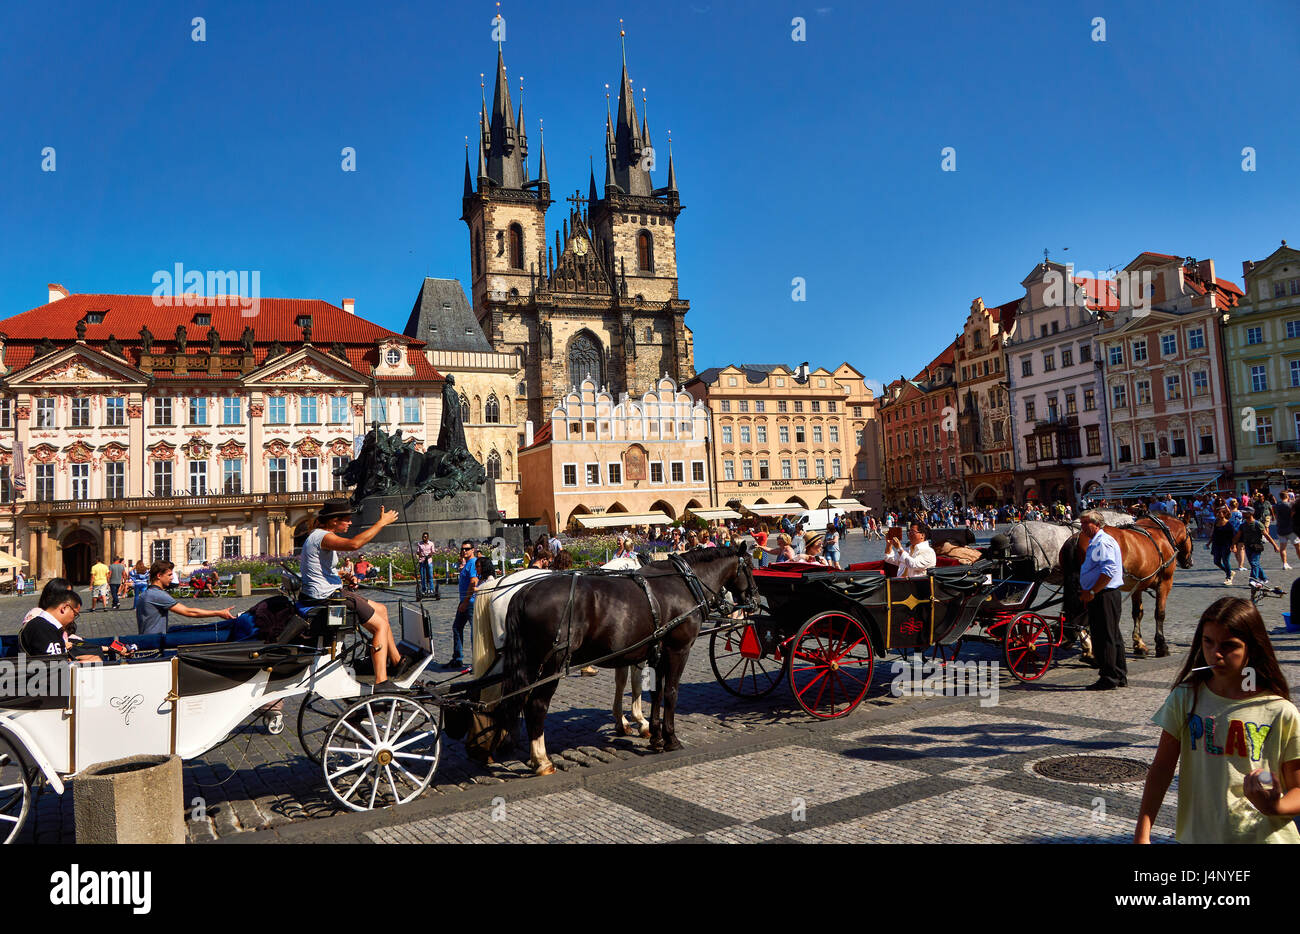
[995,298,1019,329]
[1,293,440,382]
[1072,277,1121,312]
[524,421,552,449]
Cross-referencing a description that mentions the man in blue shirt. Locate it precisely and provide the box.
[444,540,478,670]
[1078,511,1127,690]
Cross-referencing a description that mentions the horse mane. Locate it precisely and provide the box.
[676,544,750,566]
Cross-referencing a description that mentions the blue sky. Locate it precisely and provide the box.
[3,0,1297,394]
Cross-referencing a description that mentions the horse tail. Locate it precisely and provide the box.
[499,582,531,706]
[1059,532,1084,626]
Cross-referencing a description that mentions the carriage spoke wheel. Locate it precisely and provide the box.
[0,738,32,845]
[1004,613,1054,682]
[788,612,874,719]
[709,623,785,699]
[322,695,441,812]
[297,695,354,764]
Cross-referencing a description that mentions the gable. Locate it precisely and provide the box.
[246,349,367,387]
[11,346,147,387]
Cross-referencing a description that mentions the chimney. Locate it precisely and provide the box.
[796,362,809,383]
[524,420,535,448]
[342,298,355,315]
[48,283,69,304]
[1197,258,1216,288]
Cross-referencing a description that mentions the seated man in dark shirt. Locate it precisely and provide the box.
[19,587,102,661]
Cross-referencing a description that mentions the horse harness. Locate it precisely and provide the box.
[1090,518,1178,587]
[494,555,751,706]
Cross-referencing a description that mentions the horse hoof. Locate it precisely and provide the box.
[650,743,665,754]
[1155,645,1170,658]
[614,723,628,737]
[640,727,651,739]
[534,763,556,776]
[664,738,683,752]
[1133,646,1148,658]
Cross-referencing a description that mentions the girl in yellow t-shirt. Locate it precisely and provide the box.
[1135,596,1300,844]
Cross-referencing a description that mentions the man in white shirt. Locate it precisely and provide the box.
[884,522,937,578]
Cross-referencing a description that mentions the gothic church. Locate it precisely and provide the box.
[461,37,695,428]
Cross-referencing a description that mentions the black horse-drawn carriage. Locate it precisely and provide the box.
[710,548,1084,719]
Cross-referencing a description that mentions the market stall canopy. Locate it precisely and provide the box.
[1100,470,1222,500]
[741,503,808,516]
[827,499,869,511]
[686,508,742,521]
[573,512,671,529]
[0,552,28,569]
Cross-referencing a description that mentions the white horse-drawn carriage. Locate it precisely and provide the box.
[0,589,442,843]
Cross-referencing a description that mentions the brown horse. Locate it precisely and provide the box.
[1061,515,1194,657]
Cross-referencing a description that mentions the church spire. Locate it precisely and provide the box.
[516,75,528,162]
[536,118,549,187]
[609,23,652,196]
[463,139,473,198]
[666,131,677,193]
[484,45,526,189]
[588,155,599,206]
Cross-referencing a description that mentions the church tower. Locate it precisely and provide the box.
[461,27,693,430]
[462,45,551,331]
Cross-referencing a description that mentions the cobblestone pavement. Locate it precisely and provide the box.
[5,527,1296,843]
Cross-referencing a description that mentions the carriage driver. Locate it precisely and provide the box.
[301,500,409,690]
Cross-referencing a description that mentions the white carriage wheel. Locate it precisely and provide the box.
[0,737,32,845]
[322,695,441,812]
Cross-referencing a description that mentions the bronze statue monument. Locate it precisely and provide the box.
[339,375,495,542]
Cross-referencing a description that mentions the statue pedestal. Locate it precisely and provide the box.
[356,487,497,548]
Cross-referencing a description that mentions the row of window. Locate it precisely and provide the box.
[960,357,1002,382]
[1020,342,1095,377]
[1110,370,1214,408]
[29,455,354,502]
[1105,330,1206,369]
[18,395,420,430]
[147,536,246,565]
[717,399,842,414]
[1248,412,1300,445]
[1114,428,1215,463]
[723,457,843,482]
[560,461,706,487]
[889,457,959,485]
[1023,428,1097,463]
[889,422,958,455]
[882,395,953,425]
[720,424,848,445]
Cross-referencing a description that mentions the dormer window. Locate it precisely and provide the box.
[296,315,312,329]
[193,313,210,327]
[85,312,105,325]
[385,348,402,367]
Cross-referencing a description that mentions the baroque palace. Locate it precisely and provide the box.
[0,286,443,582]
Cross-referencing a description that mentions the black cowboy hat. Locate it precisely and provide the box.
[316,500,355,521]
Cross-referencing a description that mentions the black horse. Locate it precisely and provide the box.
[446,546,759,774]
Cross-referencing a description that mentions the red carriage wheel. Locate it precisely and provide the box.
[709,624,786,698]
[787,611,875,719]
[1003,612,1054,682]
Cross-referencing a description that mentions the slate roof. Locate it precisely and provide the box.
[692,363,791,386]
[403,278,493,353]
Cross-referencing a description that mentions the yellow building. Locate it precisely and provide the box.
[685,363,883,513]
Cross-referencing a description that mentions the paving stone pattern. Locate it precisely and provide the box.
[6,528,1296,843]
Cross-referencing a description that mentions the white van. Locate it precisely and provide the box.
[795,508,846,531]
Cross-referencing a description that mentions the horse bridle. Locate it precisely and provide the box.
[667,552,760,619]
